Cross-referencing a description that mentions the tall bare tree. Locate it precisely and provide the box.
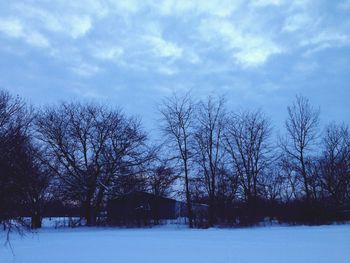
[319,123,350,205]
[281,95,320,202]
[0,90,49,232]
[224,110,271,205]
[194,96,226,226]
[159,93,195,228]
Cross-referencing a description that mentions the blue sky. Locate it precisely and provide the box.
[0,0,349,134]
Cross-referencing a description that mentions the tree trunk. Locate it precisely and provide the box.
[300,153,310,202]
[31,213,42,229]
[184,159,193,228]
[208,195,215,226]
[84,201,96,226]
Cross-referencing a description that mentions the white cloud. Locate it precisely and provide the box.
[0,17,49,48]
[92,45,124,61]
[25,31,50,47]
[234,44,281,67]
[12,3,92,39]
[157,65,178,75]
[199,18,281,67]
[251,0,284,7]
[0,18,23,38]
[68,15,92,39]
[1,0,349,77]
[303,31,349,46]
[145,35,182,59]
[282,13,314,32]
[186,51,201,64]
[71,62,101,77]
[108,0,143,14]
[301,30,350,55]
[13,4,63,32]
[152,0,243,17]
[137,21,183,60]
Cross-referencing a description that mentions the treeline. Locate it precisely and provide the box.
[0,89,349,229]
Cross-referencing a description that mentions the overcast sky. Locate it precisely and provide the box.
[0,0,349,134]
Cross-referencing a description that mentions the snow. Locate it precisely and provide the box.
[1,224,350,263]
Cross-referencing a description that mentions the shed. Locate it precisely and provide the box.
[107,192,179,225]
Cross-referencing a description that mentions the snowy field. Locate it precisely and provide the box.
[1,224,350,263]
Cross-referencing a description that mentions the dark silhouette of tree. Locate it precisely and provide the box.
[194,96,226,226]
[224,110,272,205]
[281,95,320,202]
[0,90,50,233]
[319,123,350,206]
[147,156,178,198]
[159,92,195,228]
[35,102,149,226]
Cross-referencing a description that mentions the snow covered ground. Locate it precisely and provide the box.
[1,224,350,263]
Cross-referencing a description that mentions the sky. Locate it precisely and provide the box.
[0,0,349,136]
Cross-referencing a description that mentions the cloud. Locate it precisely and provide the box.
[152,0,243,17]
[0,18,23,38]
[301,30,350,55]
[0,17,49,48]
[251,0,285,7]
[68,15,92,39]
[109,0,143,15]
[0,0,349,79]
[11,3,93,39]
[199,18,282,67]
[1,0,350,132]
[282,13,315,32]
[234,44,281,67]
[24,31,50,48]
[71,62,101,77]
[138,21,183,60]
[91,45,124,61]
[145,35,182,59]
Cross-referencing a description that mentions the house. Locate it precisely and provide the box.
[107,191,208,226]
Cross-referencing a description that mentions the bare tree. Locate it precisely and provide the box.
[8,133,51,229]
[0,90,32,140]
[259,164,285,202]
[36,102,149,225]
[281,95,320,202]
[147,156,178,198]
[319,123,350,206]
[159,92,195,228]
[224,110,272,205]
[194,96,226,226]
[0,91,28,220]
[0,89,50,244]
[277,154,303,201]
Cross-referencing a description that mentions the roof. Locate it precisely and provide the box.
[110,191,178,203]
